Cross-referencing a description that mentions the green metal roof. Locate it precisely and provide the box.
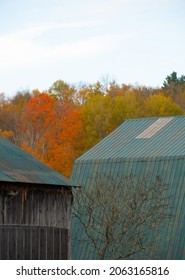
[76,116,185,162]
[0,136,75,187]
[71,116,185,260]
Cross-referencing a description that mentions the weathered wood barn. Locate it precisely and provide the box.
[71,116,185,260]
[0,136,76,260]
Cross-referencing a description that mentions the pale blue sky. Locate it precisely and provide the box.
[0,0,185,96]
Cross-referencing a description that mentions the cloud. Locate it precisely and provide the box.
[0,20,102,41]
[0,21,118,70]
[52,34,119,59]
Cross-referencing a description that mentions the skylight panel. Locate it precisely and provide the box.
[136,117,173,139]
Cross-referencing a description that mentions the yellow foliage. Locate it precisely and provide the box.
[0,129,14,139]
[144,94,184,117]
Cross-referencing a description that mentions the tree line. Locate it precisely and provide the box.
[0,72,185,177]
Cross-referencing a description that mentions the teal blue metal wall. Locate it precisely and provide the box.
[71,117,185,260]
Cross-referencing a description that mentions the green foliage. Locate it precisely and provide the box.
[163,71,185,88]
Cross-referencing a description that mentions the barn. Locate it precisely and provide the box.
[0,136,76,260]
[71,116,185,260]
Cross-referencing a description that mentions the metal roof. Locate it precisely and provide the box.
[76,116,185,162]
[71,116,185,260]
[0,136,75,187]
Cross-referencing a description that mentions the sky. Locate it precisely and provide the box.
[0,0,185,97]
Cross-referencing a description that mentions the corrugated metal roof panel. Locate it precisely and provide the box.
[136,117,173,138]
[0,136,75,187]
[76,116,185,162]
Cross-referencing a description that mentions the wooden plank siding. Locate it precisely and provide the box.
[0,183,72,259]
[0,186,71,228]
[0,225,68,260]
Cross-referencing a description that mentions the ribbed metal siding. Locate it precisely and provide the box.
[71,115,185,260]
[72,157,185,259]
[0,225,68,260]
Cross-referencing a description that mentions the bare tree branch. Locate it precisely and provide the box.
[73,173,173,260]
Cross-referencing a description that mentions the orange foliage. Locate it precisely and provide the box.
[3,79,184,178]
[20,92,83,177]
[46,103,83,177]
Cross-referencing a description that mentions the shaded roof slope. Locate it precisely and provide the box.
[76,116,185,162]
[0,136,74,187]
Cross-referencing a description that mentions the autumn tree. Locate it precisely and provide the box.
[144,94,184,117]
[20,91,83,177]
[11,90,31,107]
[0,90,32,144]
[73,173,172,260]
[172,87,185,110]
[81,90,146,150]
[49,80,76,104]
[76,81,105,105]
[0,129,14,140]
[19,92,56,157]
[161,72,185,110]
[1,79,185,178]
[46,102,83,177]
